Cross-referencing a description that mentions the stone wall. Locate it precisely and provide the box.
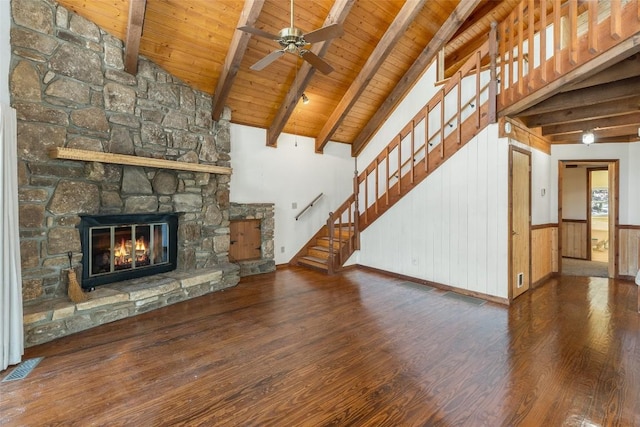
[10,0,236,308]
[230,203,276,277]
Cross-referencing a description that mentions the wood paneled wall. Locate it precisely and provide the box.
[562,220,588,259]
[532,225,558,284]
[618,226,640,277]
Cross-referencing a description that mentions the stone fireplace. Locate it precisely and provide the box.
[11,0,242,346]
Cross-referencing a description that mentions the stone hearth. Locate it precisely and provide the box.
[23,265,238,347]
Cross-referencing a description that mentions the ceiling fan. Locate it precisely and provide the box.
[238,0,343,74]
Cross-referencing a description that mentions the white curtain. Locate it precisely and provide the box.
[1,103,23,371]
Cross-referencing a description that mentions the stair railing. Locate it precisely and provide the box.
[497,0,640,115]
[357,29,497,231]
[326,170,360,274]
[295,193,324,221]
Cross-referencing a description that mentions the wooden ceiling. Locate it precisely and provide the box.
[55,0,639,152]
[57,0,523,154]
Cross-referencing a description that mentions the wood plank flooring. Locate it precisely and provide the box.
[1,266,639,426]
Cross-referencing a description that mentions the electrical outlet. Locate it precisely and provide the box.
[292,202,297,209]
[517,273,524,288]
[281,246,285,253]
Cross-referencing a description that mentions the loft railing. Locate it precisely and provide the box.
[498,0,640,114]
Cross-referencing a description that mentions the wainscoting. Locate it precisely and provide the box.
[562,220,588,259]
[531,224,558,285]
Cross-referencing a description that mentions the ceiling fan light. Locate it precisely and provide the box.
[582,131,595,145]
[302,93,309,104]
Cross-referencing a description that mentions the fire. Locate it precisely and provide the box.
[113,237,149,267]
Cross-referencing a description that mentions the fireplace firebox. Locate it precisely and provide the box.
[78,213,178,289]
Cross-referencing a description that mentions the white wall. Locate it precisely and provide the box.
[0,0,10,104]
[551,143,640,225]
[357,125,510,299]
[230,124,354,264]
[530,145,552,225]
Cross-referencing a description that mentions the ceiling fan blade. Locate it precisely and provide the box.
[238,26,280,41]
[250,50,285,71]
[300,50,334,75]
[303,24,344,44]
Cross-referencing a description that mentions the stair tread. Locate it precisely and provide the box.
[310,246,329,252]
[301,255,328,264]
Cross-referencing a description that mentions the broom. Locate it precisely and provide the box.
[67,251,88,303]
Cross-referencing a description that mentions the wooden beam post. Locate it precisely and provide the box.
[212,0,266,121]
[315,0,428,153]
[124,0,147,75]
[350,0,481,156]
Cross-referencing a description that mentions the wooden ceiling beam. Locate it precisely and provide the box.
[314,0,428,153]
[550,124,640,142]
[124,0,147,74]
[518,77,640,117]
[350,0,482,156]
[542,112,640,136]
[523,96,640,128]
[561,54,640,92]
[266,0,355,147]
[212,0,266,121]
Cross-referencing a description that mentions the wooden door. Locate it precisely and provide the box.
[510,148,531,299]
[229,219,261,262]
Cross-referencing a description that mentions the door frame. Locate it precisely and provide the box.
[557,159,619,278]
[587,167,608,262]
[508,146,532,301]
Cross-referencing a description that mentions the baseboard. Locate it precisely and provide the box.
[532,272,557,288]
[356,264,510,306]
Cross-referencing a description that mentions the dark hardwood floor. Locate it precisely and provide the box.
[2,266,639,426]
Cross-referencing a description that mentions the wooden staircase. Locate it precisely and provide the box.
[293,0,640,274]
[296,225,355,273]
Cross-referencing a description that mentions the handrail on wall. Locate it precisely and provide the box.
[295,193,324,221]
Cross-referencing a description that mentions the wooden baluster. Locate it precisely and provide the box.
[475,51,481,129]
[457,70,462,144]
[364,171,369,226]
[611,0,621,39]
[327,214,334,275]
[410,120,415,184]
[517,1,524,96]
[384,149,389,207]
[528,0,534,83]
[553,0,562,75]
[540,0,547,83]
[489,21,498,123]
[424,105,429,173]
[587,1,597,53]
[498,22,506,107]
[439,89,444,159]
[569,0,578,65]
[397,134,402,196]
[508,9,515,101]
[375,157,380,215]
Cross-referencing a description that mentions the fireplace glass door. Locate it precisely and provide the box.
[79,213,178,288]
[90,223,169,277]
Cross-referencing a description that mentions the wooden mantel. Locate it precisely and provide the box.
[49,147,232,175]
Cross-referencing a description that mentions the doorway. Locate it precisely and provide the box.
[558,161,618,278]
[509,147,531,299]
